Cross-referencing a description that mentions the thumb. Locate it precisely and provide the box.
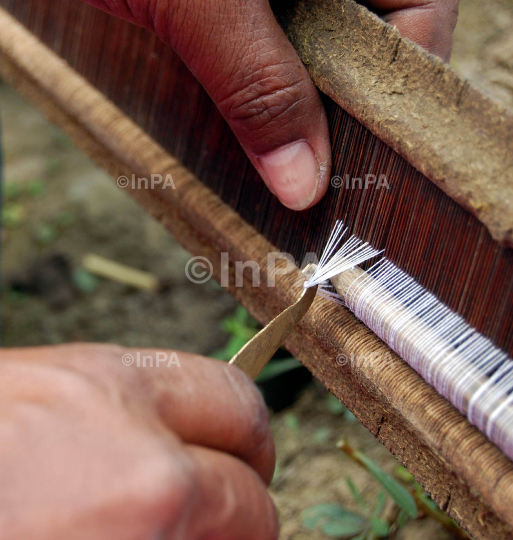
[166,0,332,211]
[84,0,332,211]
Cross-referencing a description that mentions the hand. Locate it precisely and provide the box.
[0,344,277,540]
[365,0,459,62]
[83,0,458,210]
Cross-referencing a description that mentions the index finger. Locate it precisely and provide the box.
[365,0,459,61]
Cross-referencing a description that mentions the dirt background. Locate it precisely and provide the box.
[1,0,512,538]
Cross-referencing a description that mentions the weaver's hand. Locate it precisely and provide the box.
[365,0,459,62]
[83,0,458,211]
[0,344,277,540]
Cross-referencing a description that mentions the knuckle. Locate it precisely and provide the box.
[218,63,309,136]
[46,343,145,407]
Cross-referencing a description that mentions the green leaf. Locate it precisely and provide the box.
[322,515,369,538]
[25,178,46,197]
[73,268,99,294]
[272,462,281,483]
[372,492,386,519]
[233,304,249,323]
[394,465,414,484]
[222,318,258,341]
[256,358,302,382]
[211,334,249,361]
[327,394,347,415]
[35,223,58,245]
[343,410,358,423]
[215,305,262,361]
[312,426,331,443]
[302,503,348,529]
[225,335,249,356]
[4,182,23,201]
[370,517,390,537]
[3,203,26,228]
[396,510,409,528]
[209,349,230,361]
[355,452,417,518]
[232,305,258,328]
[284,413,300,433]
[302,517,318,530]
[345,477,367,509]
[414,484,438,512]
[301,504,368,537]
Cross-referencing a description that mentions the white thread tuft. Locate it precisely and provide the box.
[304,220,382,288]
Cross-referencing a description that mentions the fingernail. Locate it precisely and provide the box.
[258,141,319,210]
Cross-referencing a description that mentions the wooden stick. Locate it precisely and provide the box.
[230,284,317,380]
[82,254,159,292]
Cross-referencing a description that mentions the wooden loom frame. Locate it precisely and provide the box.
[1,2,513,538]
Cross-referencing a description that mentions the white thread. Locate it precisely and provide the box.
[305,221,382,288]
[310,222,513,461]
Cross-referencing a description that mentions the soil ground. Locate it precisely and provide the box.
[1,0,512,538]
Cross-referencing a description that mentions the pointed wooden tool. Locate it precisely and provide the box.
[229,266,317,380]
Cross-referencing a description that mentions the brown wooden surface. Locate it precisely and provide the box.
[1,0,512,360]
[275,0,513,247]
[1,9,513,538]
